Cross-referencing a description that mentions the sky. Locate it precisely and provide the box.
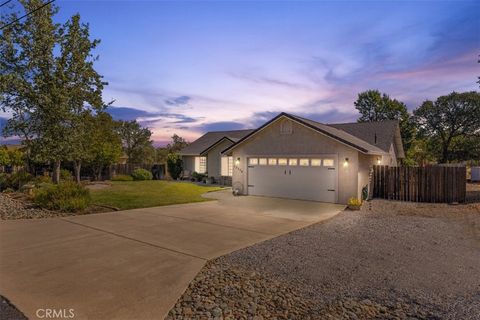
[1,0,479,145]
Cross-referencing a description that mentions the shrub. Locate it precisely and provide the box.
[0,171,33,191]
[33,181,91,212]
[34,174,52,185]
[191,171,206,182]
[167,153,183,180]
[111,174,134,181]
[131,168,153,181]
[347,197,362,210]
[60,169,73,181]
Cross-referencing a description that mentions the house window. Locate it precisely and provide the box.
[248,158,258,165]
[299,158,309,166]
[280,119,293,134]
[228,156,233,176]
[311,159,321,166]
[199,156,207,173]
[278,158,288,165]
[259,158,267,165]
[268,158,277,165]
[323,159,334,167]
[288,158,298,166]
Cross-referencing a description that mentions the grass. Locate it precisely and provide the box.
[90,181,223,210]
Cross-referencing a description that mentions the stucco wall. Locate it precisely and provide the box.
[182,156,195,173]
[231,118,362,204]
[206,139,234,178]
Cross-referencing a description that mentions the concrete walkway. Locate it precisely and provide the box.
[0,191,343,319]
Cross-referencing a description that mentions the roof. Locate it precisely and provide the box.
[178,129,255,156]
[328,120,399,153]
[222,113,394,155]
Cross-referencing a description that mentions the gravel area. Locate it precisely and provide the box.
[0,193,110,219]
[0,296,27,320]
[169,200,480,319]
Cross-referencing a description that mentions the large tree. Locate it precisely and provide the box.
[413,91,480,163]
[117,120,154,165]
[1,1,107,183]
[354,90,415,152]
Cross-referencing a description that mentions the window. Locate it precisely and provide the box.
[248,158,258,165]
[280,119,293,134]
[311,159,321,166]
[228,156,233,176]
[278,158,288,165]
[199,156,207,173]
[268,158,277,165]
[299,158,309,166]
[259,158,267,165]
[323,159,334,167]
[288,158,298,166]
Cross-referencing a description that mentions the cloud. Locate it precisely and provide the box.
[198,121,247,132]
[107,107,152,121]
[165,95,191,106]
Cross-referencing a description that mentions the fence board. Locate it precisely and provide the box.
[370,165,466,203]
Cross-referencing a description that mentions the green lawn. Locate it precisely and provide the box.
[90,181,223,210]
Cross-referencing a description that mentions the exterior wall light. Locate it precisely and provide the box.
[235,157,240,166]
[343,157,349,167]
[377,157,381,164]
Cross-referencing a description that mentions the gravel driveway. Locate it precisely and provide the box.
[169,200,480,319]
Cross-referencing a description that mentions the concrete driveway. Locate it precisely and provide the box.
[0,191,343,319]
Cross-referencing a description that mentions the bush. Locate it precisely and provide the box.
[34,174,52,185]
[167,153,183,180]
[60,169,73,181]
[33,181,91,212]
[0,171,33,191]
[191,171,206,182]
[111,174,134,181]
[130,168,153,181]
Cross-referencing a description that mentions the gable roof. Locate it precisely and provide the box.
[328,120,399,153]
[178,129,254,156]
[222,113,391,155]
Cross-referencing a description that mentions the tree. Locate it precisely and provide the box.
[57,14,106,183]
[354,90,415,152]
[87,112,122,180]
[117,120,154,164]
[413,91,480,163]
[167,134,189,153]
[1,1,107,183]
[1,0,60,176]
[0,147,9,167]
[167,153,183,180]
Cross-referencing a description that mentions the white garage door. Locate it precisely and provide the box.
[247,156,337,203]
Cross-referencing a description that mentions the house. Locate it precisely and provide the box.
[178,129,254,179]
[221,112,404,204]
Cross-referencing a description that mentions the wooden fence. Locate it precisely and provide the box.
[371,165,466,203]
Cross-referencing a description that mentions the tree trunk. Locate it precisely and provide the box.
[52,160,61,184]
[73,160,82,184]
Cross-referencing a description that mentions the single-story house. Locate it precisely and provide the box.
[221,112,404,204]
[178,129,254,179]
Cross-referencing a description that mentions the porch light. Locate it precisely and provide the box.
[377,157,381,165]
[343,158,349,167]
[235,157,241,166]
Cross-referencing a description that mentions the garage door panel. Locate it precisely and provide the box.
[247,158,338,203]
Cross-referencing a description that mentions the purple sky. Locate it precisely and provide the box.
[1,0,479,145]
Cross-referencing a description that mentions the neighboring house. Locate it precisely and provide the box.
[178,129,254,179]
[221,112,404,204]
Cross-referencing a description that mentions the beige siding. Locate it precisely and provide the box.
[231,118,362,204]
[206,139,234,178]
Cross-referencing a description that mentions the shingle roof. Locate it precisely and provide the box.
[328,120,398,153]
[222,113,390,155]
[179,129,255,155]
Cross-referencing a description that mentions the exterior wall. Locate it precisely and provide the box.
[358,153,377,199]
[231,118,361,204]
[206,139,234,178]
[379,143,398,166]
[182,156,196,173]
